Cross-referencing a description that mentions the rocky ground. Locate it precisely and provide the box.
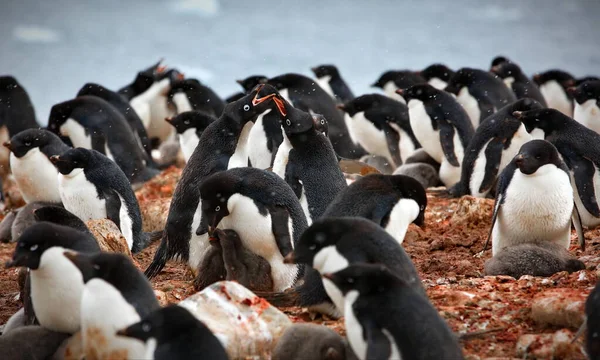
[1,166,598,359]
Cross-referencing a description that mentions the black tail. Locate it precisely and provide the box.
[144,234,171,279]
[132,230,163,254]
[254,287,300,307]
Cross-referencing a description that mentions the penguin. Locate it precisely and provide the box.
[0,209,16,242]
[371,70,427,104]
[50,147,160,253]
[569,80,600,134]
[198,166,308,291]
[576,76,600,86]
[168,78,225,117]
[271,98,347,223]
[532,70,576,117]
[247,101,283,169]
[393,163,440,189]
[46,96,159,184]
[225,75,268,103]
[420,63,455,90]
[404,147,440,170]
[118,60,163,101]
[76,83,156,166]
[144,84,281,280]
[32,205,93,234]
[450,98,544,198]
[64,252,160,360]
[10,201,63,242]
[515,108,600,229]
[339,94,420,167]
[116,305,229,360]
[490,62,548,106]
[360,155,395,175]
[490,55,512,68]
[166,111,217,163]
[323,263,464,360]
[484,140,585,256]
[400,84,475,187]
[4,129,70,204]
[146,69,181,145]
[5,222,100,333]
[311,64,355,104]
[268,73,366,159]
[444,67,517,128]
[0,326,70,360]
[273,323,352,360]
[585,280,600,359]
[484,242,585,278]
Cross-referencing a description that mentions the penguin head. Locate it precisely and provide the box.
[311,65,340,79]
[420,64,454,82]
[322,263,402,296]
[311,114,329,136]
[267,73,305,91]
[0,76,20,91]
[513,108,568,134]
[337,94,380,116]
[576,77,600,86]
[490,62,524,80]
[513,140,562,176]
[532,70,575,90]
[208,228,240,249]
[166,111,216,134]
[49,147,94,176]
[76,83,110,99]
[509,98,545,115]
[400,84,439,103]
[276,99,321,137]
[158,68,184,85]
[6,222,73,269]
[389,175,427,228]
[371,70,400,89]
[490,55,512,69]
[4,128,62,158]
[567,80,600,105]
[47,100,76,132]
[236,75,268,92]
[199,172,239,234]
[63,252,130,284]
[444,67,478,95]
[33,206,79,224]
[167,79,202,106]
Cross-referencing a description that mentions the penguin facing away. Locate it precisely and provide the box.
[323,263,464,360]
[166,111,217,163]
[118,60,163,100]
[569,80,600,134]
[0,76,39,137]
[420,63,455,90]
[116,305,229,360]
[144,84,281,280]
[311,64,355,104]
[532,70,576,117]
[485,140,585,256]
[4,129,70,204]
[371,70,427,104]
[490,62,548,106]
[168,78,226,117]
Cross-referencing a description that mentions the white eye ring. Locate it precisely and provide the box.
[347,278,355,283]
[93,264,100,270]
[30,244,38,251]
[184,120,190,125]
[286,119,291,126]
[308,244,317,251]
[142,323,151,332]
[243,104,250,111]
[215,206,221,212]
[320,119,325,125]
[25,142,31,147]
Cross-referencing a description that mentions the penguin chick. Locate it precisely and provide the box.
[0,210,16,243]
[11,201,62,242]
[273,323,350,360]
[0,326,70,360]
[393,163,440,189]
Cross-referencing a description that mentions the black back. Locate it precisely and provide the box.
[569,80,600,104]
[34,205,92,234]
[8,128,70,159]
[420,64,455,83]
[532,69,576,90]
[0,76,39,136]
[311,64,355,103]
[372,70,426,90]
[586,281,600,359]
[491,62,547,106]
[168,79,225,117]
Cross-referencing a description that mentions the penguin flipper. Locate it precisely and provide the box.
[268,205,294,257]
[439,122,460,167]
[572,157,600,217]
[357,313,392,360]
[102,189,122,230]
[284,154,303,199]
[384,126,402,167]
[478,98,495,122]
[483,194,502,252]
[572,202,586,251]
[479,138,504,194]
[90,131,107,155]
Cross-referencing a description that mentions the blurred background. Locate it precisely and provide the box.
[1,0,599,123]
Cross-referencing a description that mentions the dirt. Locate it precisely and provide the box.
[0,167,598,359]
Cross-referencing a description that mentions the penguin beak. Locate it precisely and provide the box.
[272,96,287,116]
[321,273,334,280]
[156,65,167,74]
[566,87,577,96]
[3,141,11,150]
[336,104,345,111]
[515,154,525,166]
[283,252,296,264]
[563,79,575,88]
[512,111,523,120]
[49,155,61,164]
[490,65,501,73]
[165,117,173,123]
[116,328,129,337]
[395,89,404,96]
[251,85,275,106]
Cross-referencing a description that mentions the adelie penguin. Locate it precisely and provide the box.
[444,67,517,128]
[271,96,347,223]
[50,147,160,253]
[420,63,455,90]
[490,62,547,106]
[569,80,600,134]
[198,167,308,292]
[371,70,426,104]
[584,280,600,360]
[0,326,70,360]
[166,111,216,163]
[47,95,159,184]
[65,252,160,360]
[450,98,544,198]
[225,75,268,103]
[490,55,512,68]
[516,108,600,229]
[339,93,420,167]
[323,263,464,360]
[268,73,366,159]
[484,140,585,256]
[144,84,281,280]
[117,305,228,360]
[273,323,352,360]
[311,64,355,104]
[4,129,70,204]
[400,84,474,188]
[532,69,576,117]
[168,78,226,117]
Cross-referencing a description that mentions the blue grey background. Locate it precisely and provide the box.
[1,0,599,124]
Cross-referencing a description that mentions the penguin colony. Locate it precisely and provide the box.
[0,55,599,360]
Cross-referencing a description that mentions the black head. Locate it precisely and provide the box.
[6,222,75,269]
[117,305,207,343]
[276,98,318,136]
[311,65,340,79]
[576,76,600,86]
[338,94,382,116]
[508,98,545,114]
[63,251,131,284]
[444,67,481,95]
[420,64,455,82]
[159,69,184,84]
[0,76,21,91]
[33,206,89,232]
[236,75,267,92]
[490,62,524,79]
[223,84,281,124]
[77,83,110,99]
[371,70,399,88]
[532,70,575,89]
[208,228,240,249]
[322,263,402,296]
[5,129,62,158]
[47,100,76,130]
[166,111,217,134]
[311,113,329,136]
[513,140,562,175]
[400,84,440,103]
[199,172,242,234]
[268,73,306,90]
[129,60,164,95]
[389,175,427,228]
[49,147,94,175]
[513,108,570,134]
[567,80,600,105]
[490,56,512,69]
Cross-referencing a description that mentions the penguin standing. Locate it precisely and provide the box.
[485,140,585,256]
[168,78,225,117]
[144,85,281,280]
[146,69,181,145]
[117,305,229,360]
[198,166,308,291]
[323,263,464,360]
[247,104,283,169]
[339,94,419,167]
[450,98,544,198]
[4,129,70,204]
[225,75,268,103]
[65,252,160,360]
[532,70,576,117]
[420,63,455,90]
[47,96,159,184]
[50,147,159,253]
[400,84,474,187]
[118,60,164,130]
[166,111,216,163]
[371,70,426,104]
[491,62,547,106]
[311,64,355,104]
[445,67,517,128]
[570,80,600,134]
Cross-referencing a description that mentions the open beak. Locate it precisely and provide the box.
[395,89,404,96]
[283,252,296,264]
[272,96,287,116]
[3,141,11,150]
[156,65,167,74]
[251,84,275,106]
[512,111,523,120]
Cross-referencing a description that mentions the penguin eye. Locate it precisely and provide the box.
[286,119,291,126]
[215,205,221,212]
[243,104,251,111]
[25,141,32,147]
[535,155,541,160]
[346,277,355,284]
[320,119,325,125]
[184,120,190,125]
[30,244,39,251]
[93,265,100,270]
[308,244,317,251]
[142,322,152,332]
[420,205,425,211]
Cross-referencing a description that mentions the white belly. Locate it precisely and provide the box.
[439,128,465,187]
[315,75,335,100]
[228,121,253,169]
[383,81,405,103]
[574,100,600,134]
[149,95,176,143]
[345,291,368,360]
[59,169,107,221]
[540,81,573,117]
[408,100,443,163]
[456,87,480,129]
[344,113,359,145]
[130,97,151,129]
[428,77,447,90]
[492,164,573,255]
[313,246,349,312]
[179,128,200,163]
[10,149,62,203]
[571,169,600,228]
[299,183,312,225]
[117,193,134,250]
[389,123,417,163]
[272,134,292,179]
[349,112,394,165]
[384,199,419,244]
[247,110,273,169]
[188,200,211,275]
[172,92,193,113]
[60,118,92,149]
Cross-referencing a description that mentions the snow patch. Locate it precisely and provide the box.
[13,25,60,43]
[169,0,220,16]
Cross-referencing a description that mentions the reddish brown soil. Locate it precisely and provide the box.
[0,167,598,359]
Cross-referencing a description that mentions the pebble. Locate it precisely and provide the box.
[515,329,585,358]
[86,219,131,256]
[139,197,170,232]
[450,196,494,227]
[531,288,586,328]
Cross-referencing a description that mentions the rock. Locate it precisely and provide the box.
[450,196,494,228]
[515,329,585,359]
[154,290,168,306]
[179,281,292,359]
[359,154,395,174]
[139,198,170,232]
[85,219,131,256]
[394,163,440,189]
[3,175,24,209]
[531,288,586,328]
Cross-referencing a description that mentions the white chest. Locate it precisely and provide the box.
[384,199,420,244]
[574,99,600,134]
[345,291,368,360]
[540,81,573,117]
[228,121,254,169]
[10,149,62,203]
[272,134,292,179]
[344,112,359,145]
[130,97,151,128]
[456,87,480,129]
[571,168,600,228]
[315,76,335,100]
[179,128,200,163]
[247,109,273,169]
[503,76,515,90]
[313,246,349,312]
[58,169,107,221]
[60,118,92,149]
[408,100,443,162]
[149,95,176,143]
[428,78,447,90]
[188,200,211,275]
[298,182,312,225]
[349,112,392,164]
[388,123,417,163]
[383,82,405,103]
[172,92,193,113]
[117,193,134,250]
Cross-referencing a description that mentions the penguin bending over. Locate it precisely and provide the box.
[166,111,216,163]
[168,78,225,117]
[311,64,355,104]
[420,63,455,90]
[570,80,600,134]
[491,62,547,106]
[371,70,426,104]
[532,70,575,117]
